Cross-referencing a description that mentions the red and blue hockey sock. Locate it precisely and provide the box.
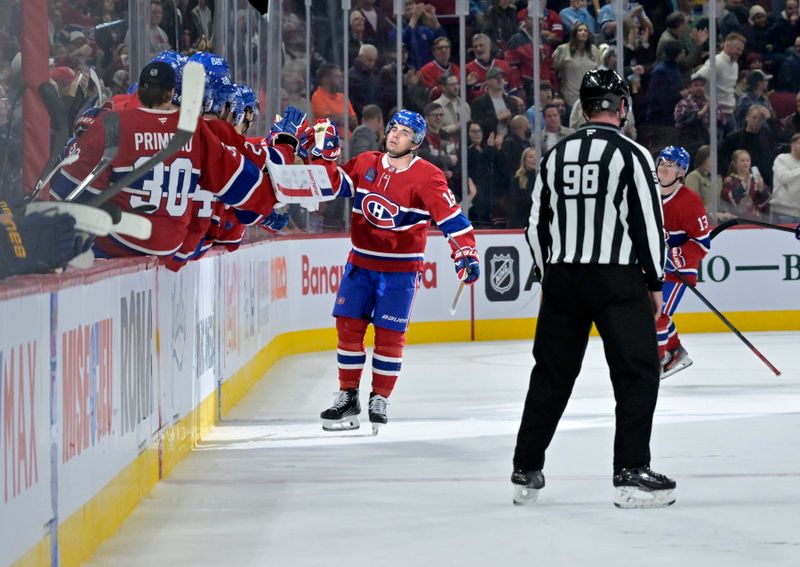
[336,316,368,391]
[371,326,405,397]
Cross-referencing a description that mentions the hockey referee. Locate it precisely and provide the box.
[511,69,676,509]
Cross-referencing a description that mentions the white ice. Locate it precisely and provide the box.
[86,332,800,567]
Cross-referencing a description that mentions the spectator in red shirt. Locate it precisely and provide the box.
[420,36,460,97]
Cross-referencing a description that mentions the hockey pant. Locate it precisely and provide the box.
[657,280,687,361]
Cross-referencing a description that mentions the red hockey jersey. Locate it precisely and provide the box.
[53,107,280,257]
[342,151,476,272]
[662,184,711,285]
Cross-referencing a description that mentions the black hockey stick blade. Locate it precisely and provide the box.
[31,82,71,200]
[711,217,799,240]
[87,62,205,208]
[27,151,80,203]
[673,271,781,376]
[66,111,121,201]
[247,0,269,15]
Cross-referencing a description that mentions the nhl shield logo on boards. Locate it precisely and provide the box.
[485,246,520,301]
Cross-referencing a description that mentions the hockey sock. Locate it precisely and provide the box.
[372,326,405,397]
[336,316,368,390]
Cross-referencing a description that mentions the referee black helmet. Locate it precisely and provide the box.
[579,69,630,116]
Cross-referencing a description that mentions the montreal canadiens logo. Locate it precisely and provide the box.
[362,193,400,228]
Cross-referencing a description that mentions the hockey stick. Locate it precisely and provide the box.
[65,111,121,201]
[87,61,205,208]
[673,270,781,376]
[446,232,470,316]
[710,217,800,240]
[26,151,81,203]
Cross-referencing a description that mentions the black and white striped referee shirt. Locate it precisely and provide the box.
[526,122,665,290]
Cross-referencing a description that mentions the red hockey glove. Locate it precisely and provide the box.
[309,119,341,161]
[665,246,686,273]
[452,246,480,284]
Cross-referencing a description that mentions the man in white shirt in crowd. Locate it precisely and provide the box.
[770,133,800,224]
[695,32,746,137]
[542,103,575,152]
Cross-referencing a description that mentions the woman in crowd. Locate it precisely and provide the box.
[721,149,772,218]
[466,120,499,228]
[507,147,537,229]
[552,23,600,107]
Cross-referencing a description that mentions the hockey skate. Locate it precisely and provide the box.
[661,344,692,379]
[613,466,676,509]
[321,389,361,431]
[511,469,545,505]
[368,392,388,436]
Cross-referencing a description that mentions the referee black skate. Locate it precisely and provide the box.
[511,69,675,509]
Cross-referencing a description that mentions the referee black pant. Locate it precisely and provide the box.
[513,263,661,475]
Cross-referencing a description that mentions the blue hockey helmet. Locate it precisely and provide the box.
[203,75,237,115]
[189,51,230,81]
[657,146,691,173]
[127,82,138,94]
[229,88,248,126]
[151,50,188,105]
[74,106,105,138]
[385,109,426,145]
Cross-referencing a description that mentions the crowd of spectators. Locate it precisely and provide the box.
[2,0,800,238]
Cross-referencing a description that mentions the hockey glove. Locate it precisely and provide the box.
[309,119,341,161]
[665,246,686,273]
[257,210,290,233]
[452,246,480,284]
[0,211,86,278]
[269,105,309,155]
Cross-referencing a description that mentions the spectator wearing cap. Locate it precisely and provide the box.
[465,33,519,102]
[420,37,460,95]
[559,0,597,35]
[552,23,600,107]
[735,69,774,129]
[778,36,800,92]
[433,74,470,136]
[745,5,775,67]
[482,0,518,50]
[694,32,746,137]
[674,74,722,155]
[470,65,522,141]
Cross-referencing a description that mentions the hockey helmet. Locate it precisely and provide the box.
[229,87,248,127]
[151,50,188,105]
[236,84,259,115]
[657,146,691,174]
[203,75,237,116]
[188,51,231,81]
[579,69,630,115]
[385,109,426,145]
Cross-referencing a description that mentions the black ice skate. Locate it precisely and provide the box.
[613,466,676,509]
[368,392,388,436]
[661,344,692,379]
[511,469,545,505]
[321,389,360,431]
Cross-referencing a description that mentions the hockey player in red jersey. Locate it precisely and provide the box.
[319,110,480,434]
[656,146,711,379]
[52,61,289,258]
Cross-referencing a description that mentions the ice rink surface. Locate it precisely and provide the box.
[86,332,800,567]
